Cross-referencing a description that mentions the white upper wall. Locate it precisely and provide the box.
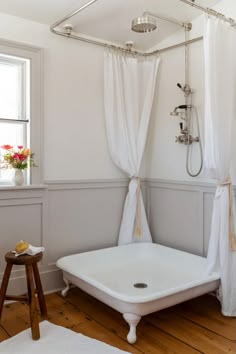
[145,0,236,184]
[0,0,221,51]
[0,11,124,180]
[0,0,235,183]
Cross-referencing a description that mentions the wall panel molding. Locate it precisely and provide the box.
[0,187,48,269]
[45,179,129,190]
[145,178,236,257]
[0,180,129,295]
[1,178,233,295]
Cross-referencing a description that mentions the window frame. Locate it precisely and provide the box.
[0,55,28,121]
[0,39,43,186]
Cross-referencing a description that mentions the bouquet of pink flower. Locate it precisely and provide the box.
[0,145,36,170]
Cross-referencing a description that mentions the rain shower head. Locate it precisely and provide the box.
[131,16,157,33]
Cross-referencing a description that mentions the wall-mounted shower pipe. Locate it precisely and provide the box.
[183,26,202,177]
[184,28,189,101]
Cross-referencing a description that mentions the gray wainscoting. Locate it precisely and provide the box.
[46,179,128,263]
[146,179,221,257]
[0,180,129,295]
[0,185,50,294]
[0,178,232,295]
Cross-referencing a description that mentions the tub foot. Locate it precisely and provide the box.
[123,313,141,344]
[61,277,70,297]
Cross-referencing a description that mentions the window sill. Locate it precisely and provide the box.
[0,184,48,190]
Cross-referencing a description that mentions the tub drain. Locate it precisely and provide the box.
[133,283,148,289]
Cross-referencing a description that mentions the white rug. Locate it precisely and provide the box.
[0,321,130,354]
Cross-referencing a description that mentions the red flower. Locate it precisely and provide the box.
[1,145,13,150]
[13,153,27,161]
[0,144,36,170]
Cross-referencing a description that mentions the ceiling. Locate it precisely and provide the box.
[0,0,222,50]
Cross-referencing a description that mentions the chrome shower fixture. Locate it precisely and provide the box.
[125,41,135,50]
[131,16,157,33]
[175,123,199,145]
[170,105,191,117]
[63,24,73,35]
[177,83,192,97]
[131,12,192,34]
[170,90,203,177]
[170,104,199,145]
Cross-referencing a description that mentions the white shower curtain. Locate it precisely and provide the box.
[204,17,236,316]
[104,49,160,245]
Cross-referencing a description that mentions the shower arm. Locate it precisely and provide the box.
[142,11,192,30]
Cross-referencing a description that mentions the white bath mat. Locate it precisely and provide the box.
[0,321,130,354]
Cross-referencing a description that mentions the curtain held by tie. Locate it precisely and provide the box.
[104,49,160,245]
[204,17,236,316]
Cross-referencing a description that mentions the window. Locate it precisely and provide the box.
[0,41,42,185]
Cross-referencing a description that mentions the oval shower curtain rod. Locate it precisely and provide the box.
[50,0,235,56]
[178,0,236,27]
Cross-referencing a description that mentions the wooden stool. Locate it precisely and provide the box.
[0,252,47,340]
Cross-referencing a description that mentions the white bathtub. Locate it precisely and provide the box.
[56,243,220,344]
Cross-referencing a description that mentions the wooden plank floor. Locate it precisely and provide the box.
[0,288,235,353]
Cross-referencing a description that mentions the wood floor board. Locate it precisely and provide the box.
[71,321,142,354]
[174,295,236,341]
[65,288,201,354]
[0,326,9,341]
[0,302,31,337]
[0,290,235,354]
[46,293,89,328]
[146,311,236,354]
[65,288,129,334]
[136,322,202,354]
[63,289,144,353]
[46,292,141,354]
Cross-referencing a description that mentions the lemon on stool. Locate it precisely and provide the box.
[15,241,29,254]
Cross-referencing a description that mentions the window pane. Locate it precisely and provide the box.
[0,62,20,119]
[0,122,24,181]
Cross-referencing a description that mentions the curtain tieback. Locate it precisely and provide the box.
[133,177,142,237]
[219,177,236,251]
